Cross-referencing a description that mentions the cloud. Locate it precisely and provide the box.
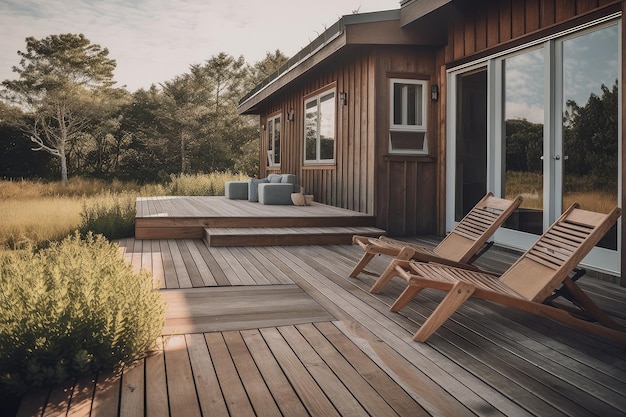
[1,0,400,90]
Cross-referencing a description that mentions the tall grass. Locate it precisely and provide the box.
[0,173,247,250]
[166,172,248,196]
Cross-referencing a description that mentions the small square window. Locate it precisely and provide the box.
[389,78,428,154]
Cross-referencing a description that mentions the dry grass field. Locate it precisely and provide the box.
[0,173,246,250]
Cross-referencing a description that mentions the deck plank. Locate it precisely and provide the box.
[223,331,283,417]
[240,329,310,416]
[167,240,192,288]
[163,335,201,417]
[119,361,144,417]
[278,325,370,416]
[160,239,179,289]
[185,333,230,417]
[90,370,121,417]
[296,322,404,416]
[315,322,430,417]
[205,332,256,417]
[145,338,169,417]
[66,376,96,417]
[184,239,218,286]
[260,327,342,417]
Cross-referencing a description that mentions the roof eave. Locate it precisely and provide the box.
[238,10,405,115]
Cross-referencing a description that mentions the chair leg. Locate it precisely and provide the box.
[561,277,621,329]
[349,252,376,278]
[413,281,475,342]
[370,259,410,293]
[390,285,424,312]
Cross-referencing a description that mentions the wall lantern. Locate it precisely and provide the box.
[339,91,347,106]
[287,107,295,121]
[431,85,439,101]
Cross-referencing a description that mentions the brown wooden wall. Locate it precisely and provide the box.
[256,46,439,235]
[442,0,619,63]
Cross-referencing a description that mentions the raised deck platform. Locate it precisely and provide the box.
[135,196,384,245]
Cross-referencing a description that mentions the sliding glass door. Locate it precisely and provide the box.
[447,20,621,273]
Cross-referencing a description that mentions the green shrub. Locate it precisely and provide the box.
[0,232,166,397]
[78,194,136,240]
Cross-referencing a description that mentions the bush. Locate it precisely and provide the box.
[78,194,136,240]
[0,232,166,397]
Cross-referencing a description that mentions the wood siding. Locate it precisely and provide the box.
[443,0,620,63]
[257,46,438,236]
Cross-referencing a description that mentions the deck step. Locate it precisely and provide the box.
[204,226,384,247]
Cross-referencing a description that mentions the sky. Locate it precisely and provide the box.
[0,0,401,92]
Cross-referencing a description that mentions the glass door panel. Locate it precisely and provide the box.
[503,48,545,235]
[454,69,488,221]
[561,25,619,250]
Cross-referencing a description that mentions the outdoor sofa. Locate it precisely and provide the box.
[225,173,300,205]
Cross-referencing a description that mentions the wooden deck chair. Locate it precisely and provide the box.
[351,192,523,288]
[374,204,625,343]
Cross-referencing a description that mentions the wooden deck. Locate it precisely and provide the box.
[15,234,626,416]
[135,196,381,242]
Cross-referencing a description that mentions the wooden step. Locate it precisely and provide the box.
[204,226,385,247]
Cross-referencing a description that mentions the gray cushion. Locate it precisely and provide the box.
[280,174,296,184]
[248,178,268,202]
[268,174,282,183]
[258,183,294,205]
[225,181,248,200]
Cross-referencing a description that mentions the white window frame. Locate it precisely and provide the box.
[267,113,281,167]
[304,88,336,164]
[389,78,428,154]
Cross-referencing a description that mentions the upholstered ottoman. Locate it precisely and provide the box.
[258,183,294,205]
[224,181,248,200]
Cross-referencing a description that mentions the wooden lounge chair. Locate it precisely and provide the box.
[351,192,523,288]
[374,204,625,343]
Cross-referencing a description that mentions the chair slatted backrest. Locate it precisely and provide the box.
[434,193,523,263]
[500,204,621,302]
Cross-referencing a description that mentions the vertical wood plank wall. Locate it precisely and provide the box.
[443,0,618,62]
[257,46,438,236]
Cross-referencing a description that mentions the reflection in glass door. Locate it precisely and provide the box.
[561,26,619,250]
[502,48,545,235]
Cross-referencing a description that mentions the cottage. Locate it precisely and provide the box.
[238,0,624,284]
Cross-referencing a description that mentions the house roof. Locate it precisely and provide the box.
[400,0,453,26]
[237,8,446,115]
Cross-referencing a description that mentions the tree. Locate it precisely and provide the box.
[247,49,289,90]
[1,34,117,181]
[563,81,618,190]
[0,101,51,178]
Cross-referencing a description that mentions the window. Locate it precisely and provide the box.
[267,113,281,166]
[304,89,336,163]
[389,78,428,154]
